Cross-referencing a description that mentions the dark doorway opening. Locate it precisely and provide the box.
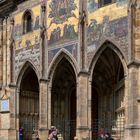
[19,67,39,140]
[51,58,76,140]
[92,47,125,140]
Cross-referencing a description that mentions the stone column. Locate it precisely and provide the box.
[8,17,15,85]
[47,83,51,129]
[40,2,47,78]
[2,17,9,86]
[126,1,140,139]
[8,84,17,140]
[88,80,92,140]
[39,79,49,140]
[0,18,3,87]
[76,71,90,139]
[125,63,140,140]
[79,0,88,70]
[16,88,20,140]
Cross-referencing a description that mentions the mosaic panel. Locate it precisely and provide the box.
[15,43,40,78]
[47,0,79,47]
[87,0,128,66]
[48,43,78,65]
[14,5,41,77]
[47,0,79,65]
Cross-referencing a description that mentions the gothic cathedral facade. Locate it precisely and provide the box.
[0,0,140,140]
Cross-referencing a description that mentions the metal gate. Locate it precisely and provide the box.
[52,120,76,140]
[91,118,125,140]
[19,91,39,140]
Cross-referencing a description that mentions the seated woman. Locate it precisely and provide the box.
[48,126,58,140]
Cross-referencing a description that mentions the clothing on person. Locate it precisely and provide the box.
[104,132,114,140]
[19,128,23,140]
[48,126,58,140]
[98,129,105,140]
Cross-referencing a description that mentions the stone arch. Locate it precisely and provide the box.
[47,48,79,84]
[16,60,40,139]
[49,49,77,140]
[89,40,128,139]
[89,40,128,81]
[16,60,39,88]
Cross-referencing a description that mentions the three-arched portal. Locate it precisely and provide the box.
[51,58,77,140]
[91,47,125,140]
[17,44,126,140]
[19,66,39,140]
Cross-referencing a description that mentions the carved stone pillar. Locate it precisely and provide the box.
[8,84,17,140]
[0,18,3,87]
[40,2,47,79]
[16,88,20,140]
[125,64,140,140]
[76,72,90,139]
[2,17,8,86]
[88,80,92,140]
[8,17,15,85]
[47,83,51,129]
[79,0,87,71]
[126,1,140,139]
[39,79,48,140]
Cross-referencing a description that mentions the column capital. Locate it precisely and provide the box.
[128,59,140,68]
[39,127,48,131]
[39,77,49,83]
[8,83,16,89]
[125,124,140,129]
[78,70,89,77]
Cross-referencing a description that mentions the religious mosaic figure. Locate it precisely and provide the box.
[34,16,39,30]
[48,0,77,24]
[88,0,98,12]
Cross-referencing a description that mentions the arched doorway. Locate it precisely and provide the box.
[51,58,76,140]
[19,66,39,140]
[91,47,125,140]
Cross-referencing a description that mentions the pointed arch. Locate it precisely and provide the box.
[47,48,79,83]
[17,60,40,139]
[16,60,39,88]
[89,40,128,81]
[50,49,77,140]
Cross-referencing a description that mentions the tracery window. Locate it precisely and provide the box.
[23,11,32,34]
[99,0,115,7]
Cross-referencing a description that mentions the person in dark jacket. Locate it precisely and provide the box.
[104,132,114,140]
[19,127,24,140]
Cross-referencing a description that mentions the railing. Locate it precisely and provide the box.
[91,118,125,140]
[19,118,125,140]
[52,120,76,140]
[19,117,39,140]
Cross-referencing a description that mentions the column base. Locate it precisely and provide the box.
[76,127,90,140]
[0,129,17,140]
[39,128,49,140]
[8,129,17,140]
[124,124,140,140]
[0,129,8,140]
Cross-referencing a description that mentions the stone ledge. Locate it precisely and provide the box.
[39,77,49,83]
[39,127,48,131]
[78,70,90,77]
[125,124,140,129]
[8,83,16,88]
[77,126,89,130]
[128,60,140,68]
